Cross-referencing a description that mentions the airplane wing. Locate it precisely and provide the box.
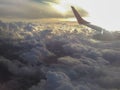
[71,6,90,25]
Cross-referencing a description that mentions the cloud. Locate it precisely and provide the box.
[0,0,88,20]
[31,0,57,3]
[0,21,120,90]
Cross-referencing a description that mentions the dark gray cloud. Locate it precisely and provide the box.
[32,0,57,3]
[0,0,88,20]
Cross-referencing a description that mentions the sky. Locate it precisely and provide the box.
[0,0,120,31]
[0,0,87,20]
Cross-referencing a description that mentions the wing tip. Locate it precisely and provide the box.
[71,6,90,25]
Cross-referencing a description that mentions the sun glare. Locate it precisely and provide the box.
[51,4,67,14]
[50,0,81,15]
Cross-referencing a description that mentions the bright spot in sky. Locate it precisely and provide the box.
[51,0,120,31]
[51,3,68,14]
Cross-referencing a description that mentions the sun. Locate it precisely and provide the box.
[49,0,83,15]
[51,4,68,14]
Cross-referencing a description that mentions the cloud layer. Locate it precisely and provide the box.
[0,0,88,20]
[0,21,120,90]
